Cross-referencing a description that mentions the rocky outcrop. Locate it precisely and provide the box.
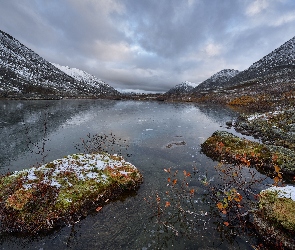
[254,186,295,249]
[201,131,295,181]
[0,152,142,233]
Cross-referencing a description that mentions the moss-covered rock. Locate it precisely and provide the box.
[259,188,295,232]
[0,153,143,233]
[253,187,295,249]
[201,131,295,181]
[235,109,295,150]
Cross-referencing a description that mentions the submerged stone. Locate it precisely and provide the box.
[0,153,143,233]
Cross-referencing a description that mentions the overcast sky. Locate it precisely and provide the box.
[1,0,295,93]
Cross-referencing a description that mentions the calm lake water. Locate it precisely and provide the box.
[0,100,270,249]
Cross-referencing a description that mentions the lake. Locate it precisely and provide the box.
[0,99,270,249]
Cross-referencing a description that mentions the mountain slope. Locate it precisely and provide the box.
[192,69,239,92]
[51,63,120,97]
[0,29,119,99]
[0,30,83,98]
[164,81,199,97]
[222,36,295,89]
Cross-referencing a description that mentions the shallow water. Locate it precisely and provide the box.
[0,100,269,249]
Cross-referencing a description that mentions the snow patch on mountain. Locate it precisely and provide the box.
[209,69,240,82]
[51,63,106,87]
[0,29,120,98]
[222,35,295,89]
[165,81,199,96]
[249,36,295,70]
[193,69,240,91]
[183,81,199,88]
[51,63,120,97]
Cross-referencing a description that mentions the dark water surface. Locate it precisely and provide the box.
[0,100,268,249]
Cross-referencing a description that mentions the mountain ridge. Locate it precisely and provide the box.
[0,29,120,99]
[221,35,295,90]
[51,63,120,97]
[192,69,240,92]
[164,81,198,96]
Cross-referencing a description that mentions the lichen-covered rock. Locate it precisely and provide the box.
[201,131,295,181]
[253,186,295,249]
[0,153,143,233]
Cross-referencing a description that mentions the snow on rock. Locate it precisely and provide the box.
[0,152,142,233]
[9,152,141,192]
[247,110,286,121]
[263,185,295,201]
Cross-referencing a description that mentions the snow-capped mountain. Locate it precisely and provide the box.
[0,29,119,99]
[192,69,239,92]
[164,81,199,97]
[250,36,295,70]
[51,63,120,97]
[222,36,295,89]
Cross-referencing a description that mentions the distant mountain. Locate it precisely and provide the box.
[0,29,119,99]
[222,36,295,89]
[164,81,199,97]
[192,69,239,92]
[51,63,120,97]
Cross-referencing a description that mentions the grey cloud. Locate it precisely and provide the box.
[118,0,245,58]
[0,0,295,92]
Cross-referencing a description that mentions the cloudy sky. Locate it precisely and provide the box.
[1,0,295,93]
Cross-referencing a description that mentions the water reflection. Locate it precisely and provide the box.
[0,100,117,170]
[0,100,265,249]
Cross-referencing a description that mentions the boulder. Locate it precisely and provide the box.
[0,152,143,233]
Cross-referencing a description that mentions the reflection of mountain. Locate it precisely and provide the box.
[0,100,117,168]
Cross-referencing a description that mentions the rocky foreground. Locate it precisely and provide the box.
[0,153,142,233]
[201,107,295,248]
[254,186,295,249]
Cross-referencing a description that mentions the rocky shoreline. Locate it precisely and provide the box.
[201,106,295,249]
[235,109,295,150]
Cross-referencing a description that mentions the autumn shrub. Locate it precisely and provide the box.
[228,95,257,106]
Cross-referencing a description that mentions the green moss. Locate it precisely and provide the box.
[0,152,143,233]
[259,190,295,232]
[201,131,295,180]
